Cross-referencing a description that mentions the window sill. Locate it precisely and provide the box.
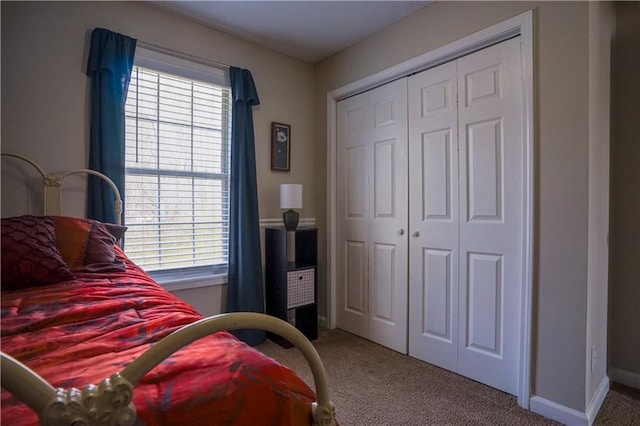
[153,272,227,292]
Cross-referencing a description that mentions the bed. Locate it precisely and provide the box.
[0,152,336,426]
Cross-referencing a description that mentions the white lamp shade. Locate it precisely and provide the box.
[280,184,302,210]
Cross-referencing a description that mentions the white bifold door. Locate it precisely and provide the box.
[408,37,523,395]
[336,37,523,395]
[336,78,409,354]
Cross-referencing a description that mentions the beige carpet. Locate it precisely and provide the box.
[256,328,640,425]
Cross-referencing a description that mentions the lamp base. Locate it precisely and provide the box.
[283,209,299,231]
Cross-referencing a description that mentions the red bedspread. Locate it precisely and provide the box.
[1,250,315,425]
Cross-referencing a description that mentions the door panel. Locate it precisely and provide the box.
[371,242,396,322]
[465,64,502,105]
[457,37,522,395]
[466,119,503,221]
[346,146,366,218]
[337,97,370,338]
[422,248,453,340]
[422,129,453,220]
[466,252,503,354]
[373,139,395,217]
[367,79,408,353]
[337,79,409,353]
[408,59,459,371]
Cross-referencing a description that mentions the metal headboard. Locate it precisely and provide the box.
[1,152,123,225]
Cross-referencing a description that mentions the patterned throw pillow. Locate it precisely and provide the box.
[1,215,75,290]
[51,216,127,269]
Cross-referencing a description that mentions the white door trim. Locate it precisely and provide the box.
[326,10,534,408]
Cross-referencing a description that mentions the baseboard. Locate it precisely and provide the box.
[586,376,610,425]
[609,368,640,389]
[530,396,588,426]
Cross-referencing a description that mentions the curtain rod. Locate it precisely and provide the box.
[137,40,231,70]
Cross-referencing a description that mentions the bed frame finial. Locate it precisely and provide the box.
[312,401,336,426]
[40,373,136,426]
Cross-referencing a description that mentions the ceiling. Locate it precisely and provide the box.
[149,1,431,64]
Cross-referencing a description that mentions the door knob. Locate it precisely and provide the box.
[398,229,405,236]
[412,231,420,237]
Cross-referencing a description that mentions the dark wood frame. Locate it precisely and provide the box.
[271,122,291,171]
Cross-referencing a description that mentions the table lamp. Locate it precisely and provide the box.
[280,184,302,231]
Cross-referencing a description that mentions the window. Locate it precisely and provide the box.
[124,47,231,278]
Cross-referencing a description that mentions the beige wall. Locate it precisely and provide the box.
[315,1,594,413]
[609,2,640,381]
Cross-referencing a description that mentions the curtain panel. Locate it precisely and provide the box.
[226,67,265,346]
[86,28,136,224]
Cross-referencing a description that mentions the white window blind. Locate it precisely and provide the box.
[124,52,231,276]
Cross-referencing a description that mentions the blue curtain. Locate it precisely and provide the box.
[226,67,265,346]
[86,28,136,224]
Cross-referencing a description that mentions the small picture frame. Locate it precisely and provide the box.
[271,122,291,171]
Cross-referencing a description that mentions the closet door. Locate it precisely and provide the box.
[336,89,370,339]
[407,60,460,371]
[456,37,523,395]
[336,79,409,353]
[408,37,523,395]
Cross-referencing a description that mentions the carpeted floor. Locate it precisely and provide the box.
[256,328,640,425]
